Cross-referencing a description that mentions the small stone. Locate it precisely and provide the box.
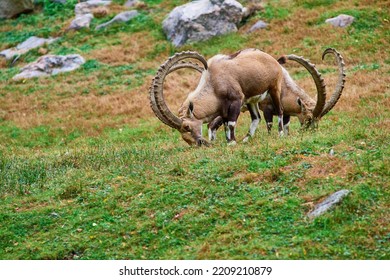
[51,0,67,4]
[124,0,145,8]
[325,14,355,28]
[247,20,268,33]
[307,189,350,219]
[92,6,109,18]
[38,48,48,55]
[67,13,94,30]
[50,212,60,218]
[95,10,138,30]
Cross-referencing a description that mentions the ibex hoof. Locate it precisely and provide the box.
[242,136,250,143]
[227,141,237,146]
[196,138,211,147]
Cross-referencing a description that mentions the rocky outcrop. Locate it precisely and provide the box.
[162,0,245,47]
[0,0,34,19]
[95,10,138,30]
[325,14,355,28]
[0,36,59,61]
[68,0,112,31]
[13,54,85,80]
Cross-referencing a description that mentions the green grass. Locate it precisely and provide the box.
[296,0,337,9]
[259,5,290,21]
[0,112,389,259]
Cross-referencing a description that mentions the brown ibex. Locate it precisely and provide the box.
[207,48,346,141]
[150,49,328,146]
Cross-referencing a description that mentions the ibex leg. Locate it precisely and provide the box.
[224,100,241,145]
[263,109,273,134]
[243,103,261,142]
[283,115,290,135]
[208,116,223,141]
[268,84,284,136]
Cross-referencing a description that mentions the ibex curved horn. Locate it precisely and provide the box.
[149,61,204,128]
[320,48,346,117]
[286,54,327,120]
[149,51,208,130]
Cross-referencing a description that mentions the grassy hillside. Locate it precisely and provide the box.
[0,0,389,259]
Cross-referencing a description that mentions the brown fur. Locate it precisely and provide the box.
[178,49,285,145]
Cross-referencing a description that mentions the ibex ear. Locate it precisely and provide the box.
[296,98,303,107]
[277,56,287,65]
[187,102,194,118]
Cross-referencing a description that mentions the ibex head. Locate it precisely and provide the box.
[149,51,210,146]
[179,102,210,146]
[279,48,346,130]
[296,98,315,129]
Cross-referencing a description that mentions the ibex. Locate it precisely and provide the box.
[150,49,322,146]
[207,48,346,141]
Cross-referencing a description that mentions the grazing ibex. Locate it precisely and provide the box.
[205,48,346,141]
[150,49,322,146]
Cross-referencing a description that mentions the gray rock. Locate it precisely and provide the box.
[247,20,268,33]
[307,189,350,219]
[0,36,59,61]
[0,0,34,19]
[68,13,94,30]
[242,1,264,19]
[13,54,85,80]
[95,10,138,30]
[162,0,244,47]
[124,0,141,8]
[325,14,355,28]
[75,0,112,17]
[51,0,67,4]
[50,212,60,218]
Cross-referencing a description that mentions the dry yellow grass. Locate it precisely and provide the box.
[0,0,388,136]
[87,32,157,66]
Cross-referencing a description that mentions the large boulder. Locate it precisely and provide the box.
[0,0,34,19]
[13,54,85,81]
[162,0,245,47]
